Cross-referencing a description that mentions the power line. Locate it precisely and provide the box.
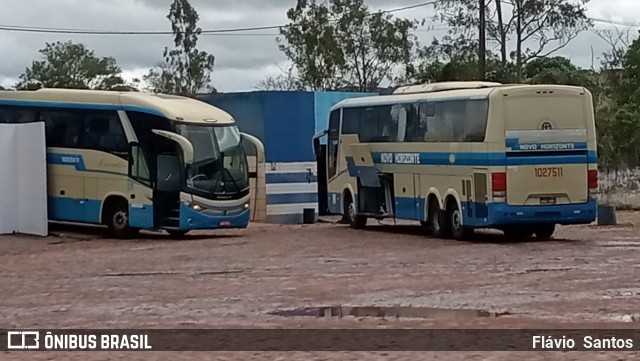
[0,1,439,36]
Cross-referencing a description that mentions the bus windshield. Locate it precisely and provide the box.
[176,124,249,197]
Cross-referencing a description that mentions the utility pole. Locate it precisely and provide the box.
[479,0,486,80]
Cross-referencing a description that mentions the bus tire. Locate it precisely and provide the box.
[534,224,556,239]
[167,230,190,238]
[448,201,473,241]
[345,193,367,229]
[104,198,138,239]
[429,200,449,239]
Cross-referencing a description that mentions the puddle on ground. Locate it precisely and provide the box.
[269,306,511,320]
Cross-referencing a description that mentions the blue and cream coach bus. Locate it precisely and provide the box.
[315,82,598,240]
[0,88,264,237]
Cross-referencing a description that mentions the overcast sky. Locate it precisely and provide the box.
[0,0,638,92]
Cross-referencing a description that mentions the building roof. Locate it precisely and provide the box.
[0,88,235,125]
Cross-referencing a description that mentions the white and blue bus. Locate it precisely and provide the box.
[0,88,264,237]
[317,82,598,240]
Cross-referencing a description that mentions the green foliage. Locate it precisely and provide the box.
[597,34,640,168]
[523,56,597,89]
[278,0,418,91]
[145,0,215,96]
[426,0,592,82]
[412,36,516,84]
[15,41,124,90]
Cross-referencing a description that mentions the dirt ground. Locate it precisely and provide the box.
[2,212,640,360]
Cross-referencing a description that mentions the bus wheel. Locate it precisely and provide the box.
[448,202,473,241]
[534,224,556,239]
[105,201,138,239]
[167,230,190,238]
[345,193,367,229]
[429,200,449,239]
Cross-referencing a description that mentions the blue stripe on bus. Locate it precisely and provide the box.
[395,197,425,221]
[267,192,318,205]
[0,99,166,118]
[48,196,101,223]
[505,139,588,151]
[372,152,507,166]
[392,197,597,227]
[371,151,598,167]
[266,173,317,184]
[47,153,87,171]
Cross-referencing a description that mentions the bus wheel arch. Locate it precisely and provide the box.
[428,194,448,238]
[445,195,473,241]
[342,188,367,229]
[102,195,138,239]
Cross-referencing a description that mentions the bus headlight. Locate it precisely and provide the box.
[191,204,203,212]
[244,203,250,209]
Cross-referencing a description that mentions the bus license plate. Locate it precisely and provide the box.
[534,167,564,178]
[540,197,557,205]
[220,220,231,227]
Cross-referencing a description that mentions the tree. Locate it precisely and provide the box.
[15,41,125,90]
[256,66,304,91]
[278,0,418,92]
[523,56,597,88]
[433,0,592,82]
[412,35,516,84]
[0,85,4,90]
[145,0,215,96]
[595,32,640,168]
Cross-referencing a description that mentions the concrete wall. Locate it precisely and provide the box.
[599,168,640,209]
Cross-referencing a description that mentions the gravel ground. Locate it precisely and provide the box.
[2,212,640,360]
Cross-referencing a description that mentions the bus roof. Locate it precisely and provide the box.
[0,88,235,125]
[331,83,588,110]
[393,81,503,95]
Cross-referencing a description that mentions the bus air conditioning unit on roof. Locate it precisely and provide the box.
[393,81,503,95]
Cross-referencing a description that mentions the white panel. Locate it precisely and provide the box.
[267,203,319,216]
[0,123,48,236]
[16,123,48,236]
[0,125,18,234]
[267,183,318,195]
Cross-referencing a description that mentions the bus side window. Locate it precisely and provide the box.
[83,112,128,154]
[16,110,36,123]
[419,103,437,142]
[0,107,14,123]
[41,110,83,148]
[404,103,425,142]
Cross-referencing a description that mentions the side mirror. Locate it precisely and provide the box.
[312,129,328,157]
[152,129,195,165]
[240,132,265,164]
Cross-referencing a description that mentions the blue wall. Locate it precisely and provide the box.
[202,91,375,163]
[314,92,372,134]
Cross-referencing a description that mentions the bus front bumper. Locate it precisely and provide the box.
[179,205,250,230]
[465,200,598,227]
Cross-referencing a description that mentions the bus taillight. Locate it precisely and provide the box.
[492,172,507,198]
[588,170,599,190]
